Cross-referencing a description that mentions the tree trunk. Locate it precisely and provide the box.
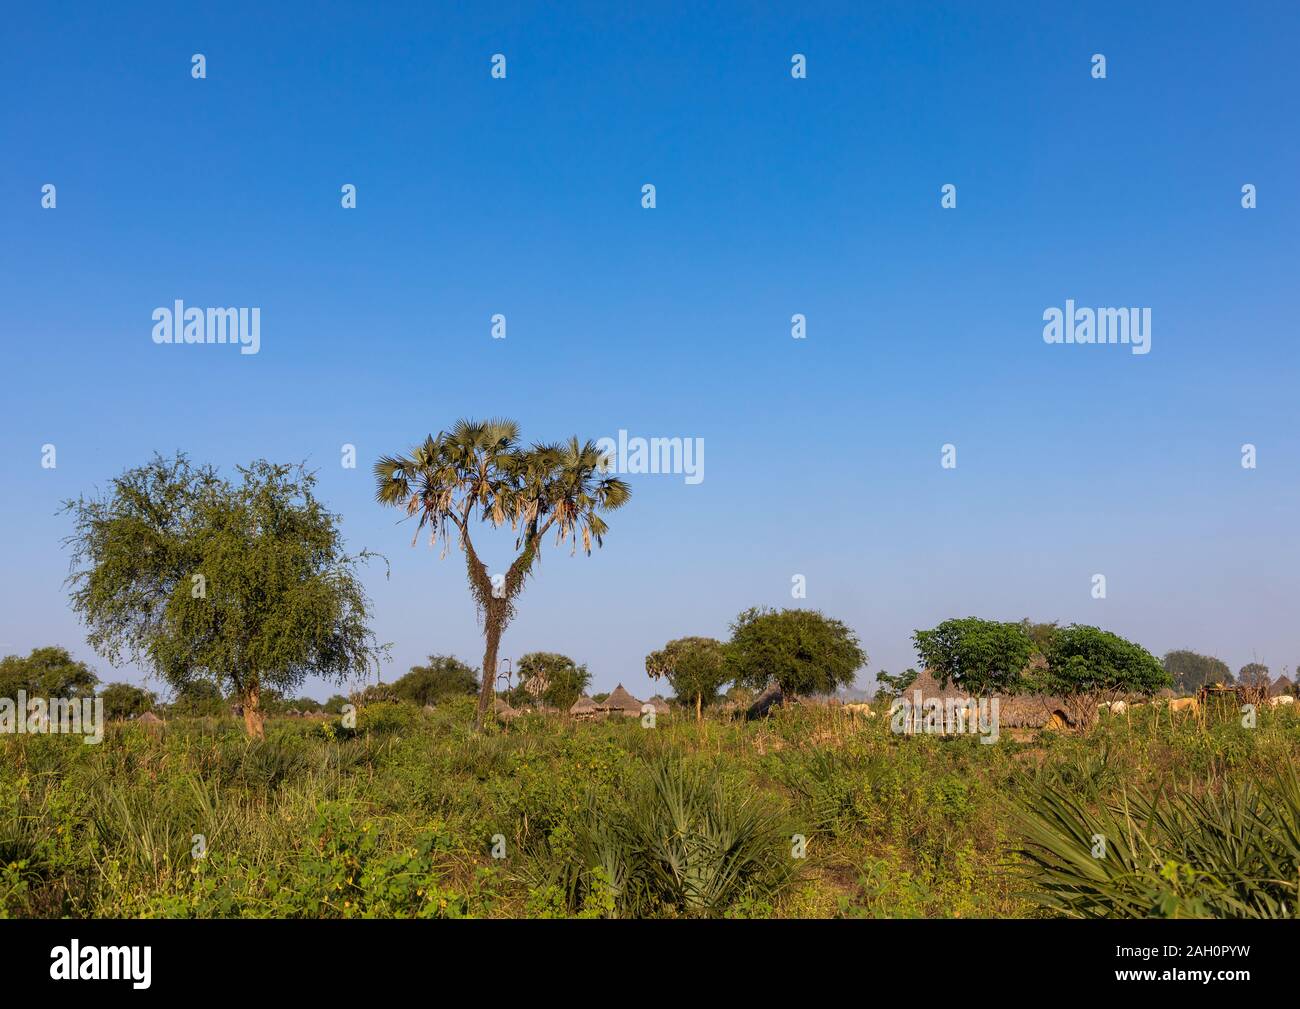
[475,604,505,731]
[242,683,265,739]
[463,526,539,732]
[696,692,702,722]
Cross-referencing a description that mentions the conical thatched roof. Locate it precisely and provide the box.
[569,695,597,715]
[901,669,969,699]
[1270,675,1293,697]
[137,711,162,724]
[646,695,670,715]
[598,684,642,714]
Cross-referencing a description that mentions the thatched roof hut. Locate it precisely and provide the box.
[899,669,1077,730]
[745,684,784,719]
[137,711,163,726]
[569,695,598,720]
[1270,675,1294,698]
[492,697,520,721]
[646,695,670,715]
[596,684,643,717]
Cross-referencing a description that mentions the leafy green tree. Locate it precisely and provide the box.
[645,637,730,720]
[63,454,384,738]
[324,694,350,715]
[98,682,155,720]
[375,419,630,730]
[874,667,919,699]
[1238,662,1271,689]
[912,618,1032,695]
[392,655,479,706]
[512,652,591,710]
[1162,649,1232,691]
[1029,624,1171,728]
[170,679,226,717]
[0,646,98,698]
[1019,619,1060,656]
[727,608,866,699]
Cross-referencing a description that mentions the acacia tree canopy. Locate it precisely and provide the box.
[727,608,866,699]
[645,637,730,719]
[63,454,384,737]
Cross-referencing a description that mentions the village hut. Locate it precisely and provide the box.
[569,695,598,721]
[1269,675,1294,698]
[136,711,164,728]
[492,697,520,721]
[899,669,1077,731]
[745,683,784,719]
[645,695,671,716]
[595,684,644,718]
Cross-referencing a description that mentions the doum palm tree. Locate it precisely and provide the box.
[375,419,630,730]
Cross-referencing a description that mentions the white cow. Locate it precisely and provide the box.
[1268,695,1295,708]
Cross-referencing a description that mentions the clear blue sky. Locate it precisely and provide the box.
[2,1,1298,701]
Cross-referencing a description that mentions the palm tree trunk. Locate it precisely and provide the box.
[475,605,505,731]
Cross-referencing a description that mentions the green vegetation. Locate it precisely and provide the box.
[645,637,730,720]
[1163,649,1233,692]
[913,617,1033,695]
[512,652,591,710]
[728,608,867,698]
[0,647,98,698]
[4,697,1296,919]
[374,419,630,731]
[391,656,480,707]
[62,454,384,738]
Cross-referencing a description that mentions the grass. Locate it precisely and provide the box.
[1,697,1298,918]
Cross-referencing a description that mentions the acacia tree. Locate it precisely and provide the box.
[727,608,867,700]
[374,419,630,730]
[63,454,384,738]
[645,637,730,721]
[911,617,1033,695]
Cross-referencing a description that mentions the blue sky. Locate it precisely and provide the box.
[2,2,1298,701]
